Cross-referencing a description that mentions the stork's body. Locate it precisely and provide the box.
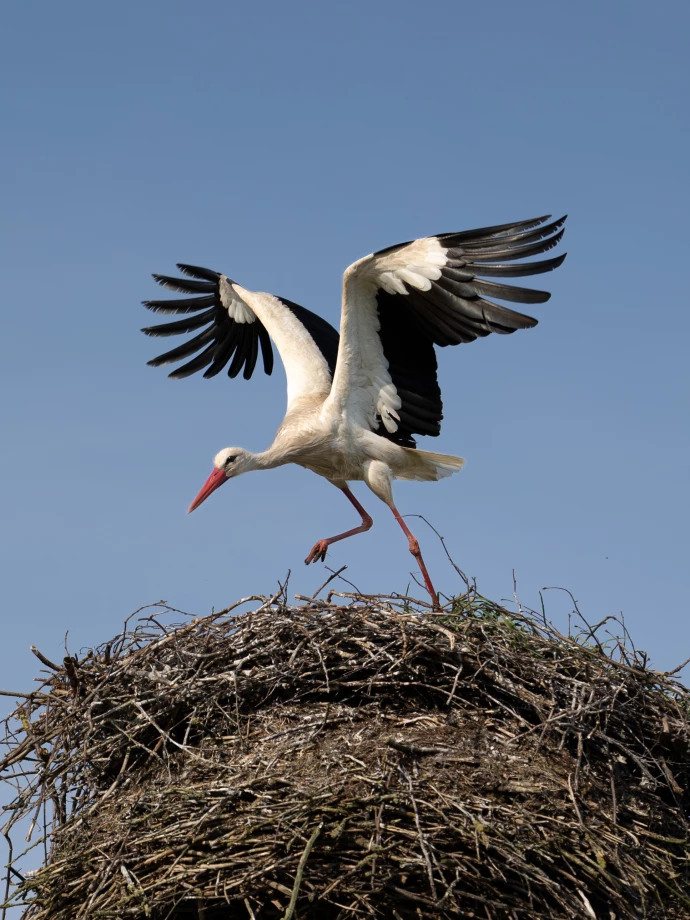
[142,215,567,605]
[269,394,461,486]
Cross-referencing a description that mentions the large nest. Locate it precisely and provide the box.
[1,587,689,919]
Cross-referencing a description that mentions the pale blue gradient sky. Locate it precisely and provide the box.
[1,0,689,707]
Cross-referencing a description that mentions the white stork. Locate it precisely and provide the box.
[142,215,567,606]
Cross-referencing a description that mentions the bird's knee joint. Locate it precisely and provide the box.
[408,537,420,555]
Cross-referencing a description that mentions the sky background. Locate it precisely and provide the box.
[1,0,689,841]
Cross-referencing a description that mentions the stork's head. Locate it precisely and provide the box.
[188,448,256,513]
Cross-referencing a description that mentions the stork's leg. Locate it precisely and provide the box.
[305,485,373,564]
[389,504,440,610]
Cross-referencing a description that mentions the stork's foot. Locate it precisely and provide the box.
[305,540,329,565]
[303,488,373,565]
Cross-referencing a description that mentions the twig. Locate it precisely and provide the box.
[30,647,60,671]
[665,655,690,677]
[2,832,12,920]
[310,566,348,600]
[399,767,437,900]
[327,567,363,596]
[387,739,451,757]
[282,822,322,920]
[405,513,473,593]
[566,773,584,828]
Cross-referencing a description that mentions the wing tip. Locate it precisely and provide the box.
[167,365,200,380]
[176,263,223,282]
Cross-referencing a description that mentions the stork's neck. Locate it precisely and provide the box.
[251,446,287,471]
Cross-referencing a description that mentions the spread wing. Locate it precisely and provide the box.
[324,215,567,447]
[142,265,339,407]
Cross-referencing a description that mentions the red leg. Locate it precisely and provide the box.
[305,486,373,564]
[389,505,440,609]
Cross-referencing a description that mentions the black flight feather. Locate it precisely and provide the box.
[257,323,274,375]
[243,327,259,380]
[146,327,216,367]
[228,327,253,379]
[142,295,217,315]
[202,326,239,379]
[471,279,551,305]
[168,343,218,379]
[152,274,216,294]
[469,253,566,277]
[141,308,216,337]
[176,264,221,282]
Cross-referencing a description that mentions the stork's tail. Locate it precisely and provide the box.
[396,447,465,482]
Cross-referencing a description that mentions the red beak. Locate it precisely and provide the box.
[188,467,229,513]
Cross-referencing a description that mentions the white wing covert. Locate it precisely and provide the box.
[325,215,567,447]
[142,265,339,408]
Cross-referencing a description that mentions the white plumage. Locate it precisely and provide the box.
[142,214,567,606]
[230,284,333,406]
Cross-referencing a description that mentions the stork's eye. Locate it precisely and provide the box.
[225,456,236,466]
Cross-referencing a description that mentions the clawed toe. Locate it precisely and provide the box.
[305,540,329,565]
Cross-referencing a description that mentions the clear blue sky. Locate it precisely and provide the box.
[1,0,689,702]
